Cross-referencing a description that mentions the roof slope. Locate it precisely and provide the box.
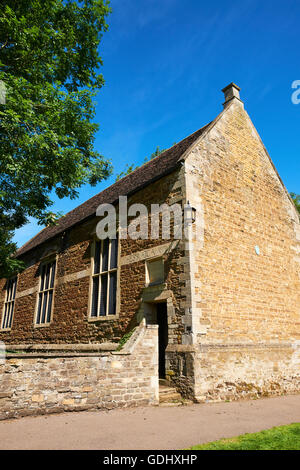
[16,122,211,257]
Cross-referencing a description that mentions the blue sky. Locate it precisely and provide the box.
[14,0,300,247]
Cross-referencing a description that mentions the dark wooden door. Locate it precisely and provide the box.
[157,303,168,379]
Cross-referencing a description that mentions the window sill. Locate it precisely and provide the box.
[34,323,51,329]
[88,314,119,323]
[0,328,11,332]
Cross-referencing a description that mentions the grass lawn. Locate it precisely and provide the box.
[189,423,300,450]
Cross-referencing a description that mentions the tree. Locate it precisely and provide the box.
[290,193,300,215]
[115,146,167,182]
[147,146,167,161]
[0,1,112,277]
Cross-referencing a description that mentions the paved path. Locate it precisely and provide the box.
[0,395,299,450]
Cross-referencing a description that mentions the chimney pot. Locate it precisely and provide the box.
[222,82,243,108]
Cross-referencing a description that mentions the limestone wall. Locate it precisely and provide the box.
[194,343,300,401]
[184,99,300,401]
[0,323,158,420]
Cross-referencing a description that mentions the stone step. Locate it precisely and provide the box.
[159,386,178,394]
[159,378,170,387]
[159,401,183,407]
[159,384,174,392]
[159,385,182,404]
[159,393,182,403]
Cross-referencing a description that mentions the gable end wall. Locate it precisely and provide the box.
[184,101,300,400]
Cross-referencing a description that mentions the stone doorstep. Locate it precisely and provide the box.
[158,379,194,406]
[158,378,171,387]
[159,383,183,405]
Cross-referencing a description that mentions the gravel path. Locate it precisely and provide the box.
[0,394,299,450]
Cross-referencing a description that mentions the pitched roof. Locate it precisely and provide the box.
[16,122,211,257]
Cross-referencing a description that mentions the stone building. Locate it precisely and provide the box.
[0,83,299,416]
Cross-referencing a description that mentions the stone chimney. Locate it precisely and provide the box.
[222,82,243,108]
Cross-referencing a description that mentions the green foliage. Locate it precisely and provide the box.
[116,327,137,351]
[188,423,300,450]
[115,163,138,182]
[115,146,167,182]
[290,193,300,215]
[0,0,112,277]
[147,145,166,161]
